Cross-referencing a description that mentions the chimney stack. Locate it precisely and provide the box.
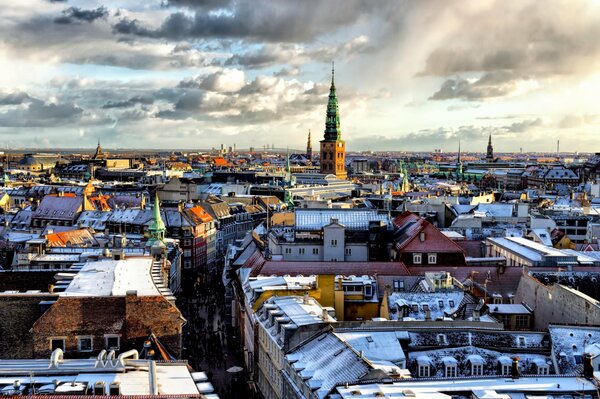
[303,291,310,305]
[511,357,520,379]
[583,353,594,379]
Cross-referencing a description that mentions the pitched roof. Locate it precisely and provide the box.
[32,196,82,221]
[253,260,410,277]
[392,211,466,254]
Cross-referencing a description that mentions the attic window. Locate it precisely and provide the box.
[413,253,422,264]
[366,336,374,343]
[518,336,526,348]
[448,300,455,308]
[412,304,419,313]
[437,334,447,344]
[438,300,444,308]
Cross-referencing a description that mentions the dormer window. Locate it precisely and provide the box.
[445,364,457,377]
[472,363,483,376]
[418,364,430,377]
[422,304,429,312]
[438,300,444,308]
[412,304,419,313]
[448,300,455,308]
[517,336,526,348]
[437,334,447,344]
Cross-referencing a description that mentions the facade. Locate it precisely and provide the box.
[319,65,347,180]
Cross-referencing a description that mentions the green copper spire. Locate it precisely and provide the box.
[147,193,165,245]
[324,61,341,141]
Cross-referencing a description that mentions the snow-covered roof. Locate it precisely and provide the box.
[388,291,465,321]
[62,257,160,297]
[294,209,389,231]
[334,331,406,366]
[489,304,531,315]
[286,332,370,399]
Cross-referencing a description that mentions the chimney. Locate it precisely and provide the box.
[424,308,431,321]
[48,284,55,294]
[511,357,520,379]
[473,309,480,322]
[303,291,310,305]
[321,308,329,321]
[419,232,426,242]
[583,353,594,379]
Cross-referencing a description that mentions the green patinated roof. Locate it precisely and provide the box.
[323,63,341,142]
[147,193,165,244]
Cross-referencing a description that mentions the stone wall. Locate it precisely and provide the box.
[515,275,600,329]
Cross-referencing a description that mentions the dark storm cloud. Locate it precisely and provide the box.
[54,7,109,24]
[0,91,33,105]
[113,0,375,42]
[0,98,83,127]
[429,72,523,101]
[102,95,154,108]
[163,0,233,9]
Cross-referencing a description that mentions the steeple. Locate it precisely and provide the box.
[147,193,165,245]
[486,134,494,162]
[306,129,312,165]
[93,139,105,160]
[457,139,463,176]
[319,62,346,180]
[324,61,341,142]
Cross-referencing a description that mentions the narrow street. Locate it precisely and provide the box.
[178,269,249,399]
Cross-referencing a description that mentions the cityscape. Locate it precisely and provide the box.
[2,1,600,399]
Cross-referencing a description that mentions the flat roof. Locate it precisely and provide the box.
[62,257,160,297]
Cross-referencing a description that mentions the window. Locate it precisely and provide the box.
[285,248,292,254]
[312,248,319,255]
[184,249,191,257]
[345,248,352,255]
[393,280,405,292]
[472,364,483,376]
[437,334,447,344]
[413,253,422,264]
[105,335,120,350]
[412,304,419,313]
[516,315,529,329]
[538,365,549,375]
[418,365,430,377]
[331,239,338,246]
[501,364,511,375]
[78,337,93,352]
[445,365,457,377]
[183,260,191,269]
[517,336,526,348]
[422,304,429,312]
[448,300,455,308]
[298,248,305,255]
[438,300,444,308]
[427,253,437,264]
[50,338,65,351]
[183,239,192,246]
[364,285,373,297]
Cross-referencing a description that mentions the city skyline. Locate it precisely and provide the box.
[1,0,600,152]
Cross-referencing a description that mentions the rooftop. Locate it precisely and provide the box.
[62,257,161,297]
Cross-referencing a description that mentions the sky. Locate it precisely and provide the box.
[1,0,600,153]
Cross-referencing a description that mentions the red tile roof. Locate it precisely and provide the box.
[392,211,466,254]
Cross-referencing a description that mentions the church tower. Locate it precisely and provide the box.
[306,129,312,165]
[320,63,347,179]
[486,134,494,162]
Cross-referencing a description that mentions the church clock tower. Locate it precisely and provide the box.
[320,63,347,180]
